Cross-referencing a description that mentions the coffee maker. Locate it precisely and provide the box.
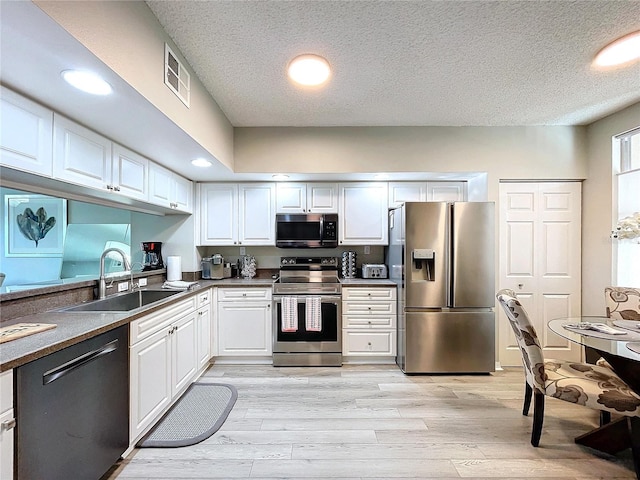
[202,253,224,279]
[141,242,164,271]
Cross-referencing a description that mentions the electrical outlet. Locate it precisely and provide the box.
[138,278,148,287]
[118,282,129,292]
[364,245,370,254]
[240,247,246,255]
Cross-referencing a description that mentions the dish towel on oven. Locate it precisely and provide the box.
[281,297,298,332]
[305,296,322,332]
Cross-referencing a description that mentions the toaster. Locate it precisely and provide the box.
[361,264,388,279]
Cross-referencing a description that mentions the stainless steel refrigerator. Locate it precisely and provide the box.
[386,202,495,374]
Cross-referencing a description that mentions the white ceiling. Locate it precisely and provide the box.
[145,0,640,127]
[1,1,639,184]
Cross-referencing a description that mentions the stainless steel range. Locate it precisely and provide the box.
[272,257,342,367]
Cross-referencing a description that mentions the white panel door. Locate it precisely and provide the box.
[199,183,238,245]
[427,181,467,201]
[388,182,427,208]
[218,302,272,356]
[130,328,171,441]
[499,182,582,365]
[239,183,276,245]
[172,312,197,396]
[0,86,53,176]
[307,183,338,213]
[112,143,148,201]
[53,114,111,189]
[339,182,389,245]
[173,173,193,213]
[276,182,305,213]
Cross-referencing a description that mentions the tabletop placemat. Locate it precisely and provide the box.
[613,320,640,332]
[563,324,640,341]
[0,323,57,343]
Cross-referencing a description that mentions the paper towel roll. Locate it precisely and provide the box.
[166,255,182,281]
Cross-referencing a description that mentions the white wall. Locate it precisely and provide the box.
[583,102,640,315]
[35,0,234,171]
[235,125,588,202]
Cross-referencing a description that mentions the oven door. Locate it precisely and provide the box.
[273,295,342,353]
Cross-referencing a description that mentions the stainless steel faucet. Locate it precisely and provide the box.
[99,248,132,299]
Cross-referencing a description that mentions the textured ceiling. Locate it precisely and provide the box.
[145,0,640,127]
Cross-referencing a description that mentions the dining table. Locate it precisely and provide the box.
[548,316,640,460]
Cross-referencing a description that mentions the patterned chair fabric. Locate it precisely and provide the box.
[606,286,640,321]
[496,288,640,416]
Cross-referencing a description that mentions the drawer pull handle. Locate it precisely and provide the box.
[1,418,16,431]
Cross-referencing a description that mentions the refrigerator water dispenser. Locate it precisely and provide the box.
[412,249,435,280]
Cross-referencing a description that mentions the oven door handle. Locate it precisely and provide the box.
[273,295,342,302]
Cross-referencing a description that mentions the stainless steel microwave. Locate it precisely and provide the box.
[275,213,338,248]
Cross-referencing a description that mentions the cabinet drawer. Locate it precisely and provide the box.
[197,289,211,307]
[0,370,12,413]
[218,287,272,302]
[342,301,396,315]
[342,287,396,301]
[130,296,197,345]
[343,330,396,355]
[343,314,396,329]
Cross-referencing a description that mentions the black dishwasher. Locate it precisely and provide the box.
[16,326,129,480]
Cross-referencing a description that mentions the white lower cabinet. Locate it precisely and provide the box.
[196,289,212,370]
[342,287,397,359]
[129,295,199,443]
[218,287,272,357]
[0,370,14,480]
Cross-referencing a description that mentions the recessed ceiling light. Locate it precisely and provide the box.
[272,174,290,181]
[287,54,331,86]
[61,70,112,95]
[191,158,212,168]
[594,31,640,67]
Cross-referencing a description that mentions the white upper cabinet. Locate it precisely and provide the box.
[53,115,151,202]
[389,181,466,207]
[239,183,276,245]
[276,182,338,213]
[339,182,389,245]
[199,183,238,245]
[111,144,148,201]
[149,162,193,213]
[198,183,275,246]
[427,181,467,201]
[0,87,53,176]
[53,114,112,188]
[388,182,427,207]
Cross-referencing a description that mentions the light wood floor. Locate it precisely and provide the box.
[104,364,635,479]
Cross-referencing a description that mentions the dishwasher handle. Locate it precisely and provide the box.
[42,339,119,385]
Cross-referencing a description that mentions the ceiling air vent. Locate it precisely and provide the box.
[164,44,190,107]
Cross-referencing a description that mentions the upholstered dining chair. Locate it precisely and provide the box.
[496,289,640,450]
[606,286,640,321]
[596,287,640,377]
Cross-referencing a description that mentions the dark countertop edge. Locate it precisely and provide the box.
[0,277,395,372]
[0,279,275,372]
[0,286,202,372]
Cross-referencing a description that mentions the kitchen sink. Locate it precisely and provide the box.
[59,289,182,312]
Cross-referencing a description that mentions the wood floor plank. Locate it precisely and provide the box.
[105,364,636,480]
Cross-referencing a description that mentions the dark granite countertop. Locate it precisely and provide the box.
[0,276,396,372]
[0,278,275,372]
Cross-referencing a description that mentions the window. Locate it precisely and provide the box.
[613,126,640,287]
[619,127,640,173]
